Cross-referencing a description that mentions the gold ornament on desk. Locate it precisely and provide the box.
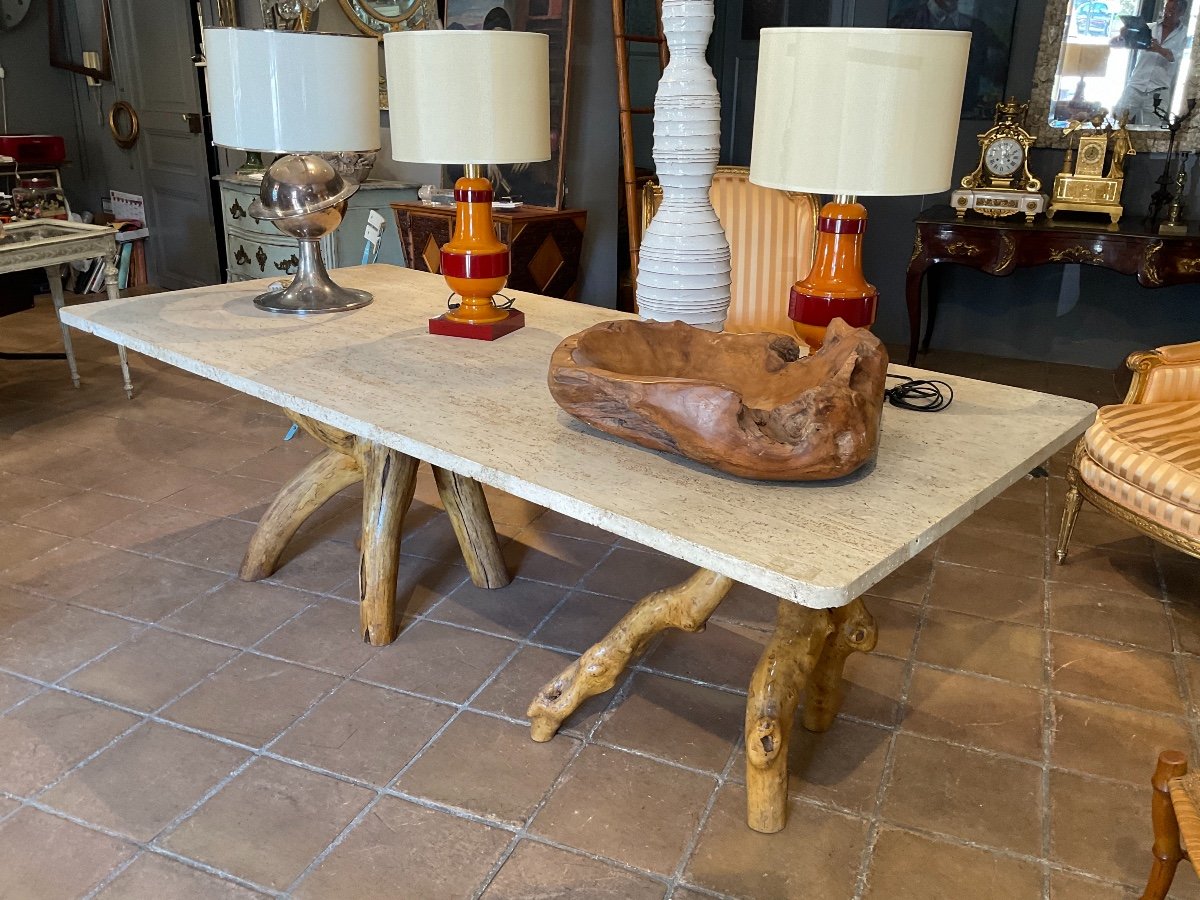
[952,99,1047,223]
[1046,114,1135,225]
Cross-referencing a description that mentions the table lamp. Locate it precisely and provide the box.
[1059,44,1110,103]
[384,29,550,339]
[205,28,380,314]
[750,28,969,348]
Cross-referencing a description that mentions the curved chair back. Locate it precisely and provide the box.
[640,166,819,335]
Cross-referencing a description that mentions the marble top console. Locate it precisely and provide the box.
[61,265,1096,607]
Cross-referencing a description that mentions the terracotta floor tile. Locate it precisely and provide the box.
[160,655,339,748]
[93,461,214,504]
[1170,600,1200,656]
[0,690,138,796]
[1050,694,1192,783]
[709,581,778,629]
[523,508,617,544]
[273,680,453,786]
[40,722,248,841]
[331,555,469,621]
[902,665,1045,759]
[398,711,580,824]
[160,434,272,474]
[1050,769,1173,887]
[866,596,921,659]
[292,796,510,899]
[882,734,1042,855]
[865,570,930,606]
[1049,870,1144,899]
[162,758,373,891]
[595,672,742,773]
[0,604,140,681]
[532,744,716,875]
[916,608,1046,687]
[645,620,769,691]
[0,538,141,600]
[255,598,386,674]
[93,853,268,899]
[265,538,362,594]
[1050,583,1173,651]
[0,522,70,571]
[159,579,313,647]
[1066,508,1156,556]
[1050,546,1162,598]
[160,472,279,520]
[470,645,612,736]
[81,555,228,622]
[482,486,544,527]
[864,826,1044,900]
[0,807,134,899]
[728,716,892,815]
[482,840,666,898]
[685,783,866,899]
[999,474,1048,505]
[0,670,37,712]
[927,562,1045,626]
[503,529,612,587]
[96,502,215,554]
[355,620,515,703]
[840,651,907,726]
[156,517,260,575]
[19,489,146,538]
[578,546,699,600]
[0,473,80,519]
[64,629,238,712]
[958,495,1047,538]
[226,441,318,484]
[531,590,635,653]
[936,527,1045,579]
[1051,633,1183,714]
[428,577,567,640]
[0,584,50,632]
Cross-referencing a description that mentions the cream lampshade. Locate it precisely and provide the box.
[384,29,550,339]
[204,28,380,315]
[749,27,969,348]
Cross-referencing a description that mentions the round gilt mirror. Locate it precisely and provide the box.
[338,0,440,36]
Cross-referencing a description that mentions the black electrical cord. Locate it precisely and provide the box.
[446,292,517,311]
[884,374,954,412]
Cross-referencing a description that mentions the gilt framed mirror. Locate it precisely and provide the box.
[1030,0,1200,151]
[338,0,441,36]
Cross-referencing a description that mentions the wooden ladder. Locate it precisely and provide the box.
[612,0,668,279]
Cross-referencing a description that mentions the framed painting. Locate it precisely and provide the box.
[886,0,1019,119]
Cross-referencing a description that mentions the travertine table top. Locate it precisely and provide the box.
[61,265,1096,607]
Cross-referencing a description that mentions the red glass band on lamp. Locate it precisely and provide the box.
[429,169,525,339]
[789,199,878,350]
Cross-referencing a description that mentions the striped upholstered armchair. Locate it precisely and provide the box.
[641,166,819,335]
[1056,341,1200,563]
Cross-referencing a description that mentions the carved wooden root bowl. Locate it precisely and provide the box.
[548,318,889,481]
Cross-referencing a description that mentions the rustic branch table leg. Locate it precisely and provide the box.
[239,449,363,581]
[802,598,877,733]
[432,467,510,589]
[358,443,418,645]
[745,597,876,833]
[527,568,732,742]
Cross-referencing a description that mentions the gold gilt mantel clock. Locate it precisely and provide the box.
[952,99,1047,223]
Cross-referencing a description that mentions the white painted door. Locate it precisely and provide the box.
[110,0,219,289]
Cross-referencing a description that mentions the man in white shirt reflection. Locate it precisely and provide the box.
[1113,0,1190,124]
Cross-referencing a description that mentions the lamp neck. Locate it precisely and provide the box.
[464,163,485,180]
[832,193,857,206]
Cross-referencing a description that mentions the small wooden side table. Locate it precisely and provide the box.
[906,205,1200,365]
[392,202,587,300]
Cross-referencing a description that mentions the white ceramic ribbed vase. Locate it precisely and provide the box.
[636,0,730,332]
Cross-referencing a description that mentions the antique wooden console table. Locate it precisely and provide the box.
[906,204,1200,364]
[61,265,1093,833]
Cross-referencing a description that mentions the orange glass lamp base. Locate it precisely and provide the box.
[790,200,878,350]
[437,173,520,333]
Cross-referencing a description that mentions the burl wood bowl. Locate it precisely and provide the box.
[548,318,889,481]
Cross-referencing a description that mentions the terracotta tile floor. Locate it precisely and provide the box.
[1,295,1199,898]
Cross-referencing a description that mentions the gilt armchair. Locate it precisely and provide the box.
[1057,340,1200,563]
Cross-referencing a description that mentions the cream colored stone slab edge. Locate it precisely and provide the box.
[61,265,1095,607]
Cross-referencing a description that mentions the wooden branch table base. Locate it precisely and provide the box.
[526,568,876,833]
[240,410,509,646]
[58,265,1096,833]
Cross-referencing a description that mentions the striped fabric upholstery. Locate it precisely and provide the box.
[639,169,818,335]
[1141,360,1200,404]
[710,170,817,335]
[1080,401,1200,536]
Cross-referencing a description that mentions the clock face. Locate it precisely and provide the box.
[984,137,1024,177]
